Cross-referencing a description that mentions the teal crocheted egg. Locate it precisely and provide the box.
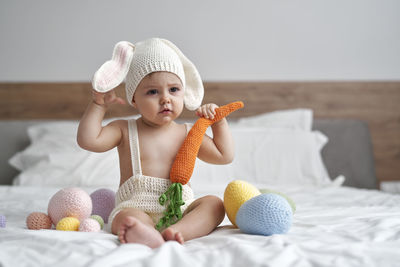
[236,194,292,236]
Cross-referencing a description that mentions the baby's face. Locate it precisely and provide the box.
[133,71,185,126]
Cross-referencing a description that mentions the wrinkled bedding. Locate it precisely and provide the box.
[1,184,399,267]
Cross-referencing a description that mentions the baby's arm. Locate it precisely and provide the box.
[196,103,235,164]
[77,90,125,152]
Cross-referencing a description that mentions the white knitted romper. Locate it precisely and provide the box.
[108,119,195,230]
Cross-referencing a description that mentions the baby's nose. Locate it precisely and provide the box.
[160,94,171,104]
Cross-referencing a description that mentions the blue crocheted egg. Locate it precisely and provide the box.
[236,194,292,236]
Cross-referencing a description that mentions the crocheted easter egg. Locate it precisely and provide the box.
[56,217,80,231]
[0,214,6,228]
[236,194,292,236]
[259,188,296,213]
[90,215,104,229]
[223,180,261,226]
[26,212,52,230]
[90,188,115,223]
[48,187,92,225]
[79,218,101,232]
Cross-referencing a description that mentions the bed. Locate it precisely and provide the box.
[0,81,400,267]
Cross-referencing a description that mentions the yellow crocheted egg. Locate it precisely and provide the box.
[56,217,80,231]
[223,180,261,226]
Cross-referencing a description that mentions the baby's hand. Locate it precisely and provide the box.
[196,103,219,119]
[92,89,126,106]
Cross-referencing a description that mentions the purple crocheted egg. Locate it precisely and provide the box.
[90,188,115,223]
[26,212,52,230]
[79,218,101,232]
[48,187,92,225]
[0,214,6,228]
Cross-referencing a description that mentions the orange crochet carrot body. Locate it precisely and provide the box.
[156,101,244,229]
[170,101,244,185]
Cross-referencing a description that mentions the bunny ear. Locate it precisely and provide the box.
[92,41,135,92]
[160,39,204,111]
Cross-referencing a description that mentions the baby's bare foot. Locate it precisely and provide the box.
[118,216,165,248]
[162,227,184,244]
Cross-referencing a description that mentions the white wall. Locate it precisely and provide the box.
[1,0,399,82]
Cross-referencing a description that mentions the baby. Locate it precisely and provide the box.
[77,38,234,248]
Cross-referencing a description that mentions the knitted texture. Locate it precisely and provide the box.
[108,175,194,226]
[223,180,261,226]
[79,218,101,232]
[170,101,244,184]
[90,215,104,229]
[157,101,244,229]
[92,41,134,93]
[236,194,293,236]
[48,187,92,225]
[0,214,6,228]
[92,38,204,110]
[259,188,296,213]
[90,188,115,223]
[56,217,80,231]
[26,212,52,230]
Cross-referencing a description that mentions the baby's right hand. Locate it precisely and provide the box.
[92,89,126,106]
[196,103,219,119]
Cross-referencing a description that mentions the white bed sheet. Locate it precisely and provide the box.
[1,184,399,267]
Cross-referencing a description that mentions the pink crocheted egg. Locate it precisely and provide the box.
[48,187,92,225]
[26,212,52,230]
[90,188,115,223]
[90,215,104,229]
[79,218,101,232]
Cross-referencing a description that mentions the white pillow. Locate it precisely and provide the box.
[9,110,319,188]
[236,108,313,131]
[12,150,120,188]
[9,121,81,171]
[10,121,120,188]
[190,128,332,189]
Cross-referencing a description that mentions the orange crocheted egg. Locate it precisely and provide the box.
[26,212,52,230]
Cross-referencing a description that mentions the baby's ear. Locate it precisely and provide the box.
[92,41,135,92]
[131,96,137,108]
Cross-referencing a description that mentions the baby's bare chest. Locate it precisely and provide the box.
[136,129,186,177]
[140,135,182,162]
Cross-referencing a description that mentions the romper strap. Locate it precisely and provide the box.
[184,122,193,135]
[128,119,142,176]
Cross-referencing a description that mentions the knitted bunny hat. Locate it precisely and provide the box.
[92,38,204,110]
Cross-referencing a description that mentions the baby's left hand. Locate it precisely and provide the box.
[196,103,219,119]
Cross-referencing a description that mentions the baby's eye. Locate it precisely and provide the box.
[170,87,180,93]
[146,89,158,95]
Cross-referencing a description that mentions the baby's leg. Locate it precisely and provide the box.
[112,208,165,248]
[161,195,225,243]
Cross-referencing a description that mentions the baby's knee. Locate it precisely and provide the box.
[204,195,225,219]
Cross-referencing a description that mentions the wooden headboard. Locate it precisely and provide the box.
[1,81,399,184]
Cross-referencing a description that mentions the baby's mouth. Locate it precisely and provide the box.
[160,108,172,114]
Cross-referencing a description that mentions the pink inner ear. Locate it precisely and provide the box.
[93,42,133,92]
[117,46,129,69]
[98,48,127,88]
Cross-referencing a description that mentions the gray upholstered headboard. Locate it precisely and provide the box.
[0,121,39,185]
[0,119,377,188]
[313,119,377,189]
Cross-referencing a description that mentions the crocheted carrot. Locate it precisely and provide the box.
[156,101,244,229]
